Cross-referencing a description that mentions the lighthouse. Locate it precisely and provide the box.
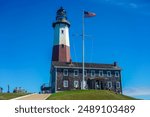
[50,7,122,94]
[52,7,71,62]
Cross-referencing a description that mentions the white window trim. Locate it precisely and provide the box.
[99,70,103,77]
[84,70,87,76]
[115,71,119,77]
[63,80,68,87]
[63,69,68,76]
[91,70,95,77]
[107,81,112,88]
[107,71,111,77]
[116,81,120,88]
[74,81,79,88]
[74,70,79,76]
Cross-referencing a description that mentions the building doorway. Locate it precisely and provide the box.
[87,79,102,90]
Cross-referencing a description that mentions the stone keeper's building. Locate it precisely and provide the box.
[51,7,122,93]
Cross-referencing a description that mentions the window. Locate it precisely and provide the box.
[74,81,79,88]
[74,70,79,76]
[116,82,120,88]
[61,44,64,48]
[84,70,87,76]
[107,81,112,88]
[107,71,111,77]
[63,80,68,87]
[63,69,68,76]
[91,70,95,77]
[115,71,119,77]
[61,30,64,34]
[99,70,103,77]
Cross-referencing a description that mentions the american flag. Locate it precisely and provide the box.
[84,11,96,18]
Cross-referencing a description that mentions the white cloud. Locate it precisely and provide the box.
[123,87,150,97]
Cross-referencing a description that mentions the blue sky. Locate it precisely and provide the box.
[0,0,150,99]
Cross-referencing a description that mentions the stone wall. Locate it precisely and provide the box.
[52,67,122,93]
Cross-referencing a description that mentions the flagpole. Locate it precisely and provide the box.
[82,9,85,90]
[81,10,95,90]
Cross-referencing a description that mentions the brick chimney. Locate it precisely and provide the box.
[114,61,117,67]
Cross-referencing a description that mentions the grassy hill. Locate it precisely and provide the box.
[47,90,136,100]
[0,93,28,100]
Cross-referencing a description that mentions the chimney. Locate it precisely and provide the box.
[69,59,72,64]
[114,61,117,67]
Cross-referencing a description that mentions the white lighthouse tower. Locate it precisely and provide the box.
[52,7,71,62]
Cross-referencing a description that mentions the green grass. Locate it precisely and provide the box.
[47,90,136,100]
[0,93,28,100]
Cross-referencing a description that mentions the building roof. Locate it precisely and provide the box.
[52,61,121,70]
